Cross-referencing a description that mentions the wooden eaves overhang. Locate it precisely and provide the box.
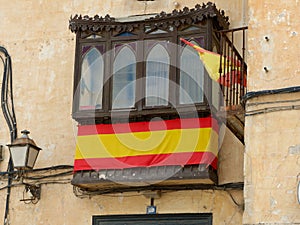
[69,2,229,34]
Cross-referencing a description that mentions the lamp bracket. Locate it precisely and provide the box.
[20,184,41,203]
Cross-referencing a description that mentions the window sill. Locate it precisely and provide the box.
[72,104,211,124]
[72,164,217,193]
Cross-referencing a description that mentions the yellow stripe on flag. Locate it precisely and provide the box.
[75,128,218,159]
[180,38,241,83]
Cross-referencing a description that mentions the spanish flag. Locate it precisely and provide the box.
[180,38,246,87]
[74,117,219,171]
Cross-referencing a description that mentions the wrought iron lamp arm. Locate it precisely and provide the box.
[0,46,17,225]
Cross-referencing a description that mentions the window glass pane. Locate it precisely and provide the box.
[86,34,103,39]
[115,32,135,37]
[146,43,169,106]
[182,26,200,32]
[180,41,204,104]
[113,45,136,109]
[149,29,168,34]
[80,47,103,110]
[211,42,220,109]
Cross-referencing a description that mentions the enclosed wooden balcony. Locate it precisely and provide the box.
[70,3,246,194]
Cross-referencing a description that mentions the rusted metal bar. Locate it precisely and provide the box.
[226,35,231,106]
[225,34,229,106]
[241,28,246,97]
[219,33,225,102]
[230,31,235,105]
[217,26,248,33]
[235,54,240,104]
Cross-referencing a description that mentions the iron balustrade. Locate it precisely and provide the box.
[217,26,248,107]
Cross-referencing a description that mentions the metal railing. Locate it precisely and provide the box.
[217,26,248,107]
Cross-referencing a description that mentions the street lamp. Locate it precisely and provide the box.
[7,130,41,170]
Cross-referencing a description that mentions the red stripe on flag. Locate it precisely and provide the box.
[74,152,217,171]
[78,117,218,136]
[180,38,220,56]
[217,71,247,87]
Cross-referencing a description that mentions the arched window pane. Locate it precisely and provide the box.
[112,46,136,109]
[146,44,169,106]
[80,47,103,110]
[180,41,204,104]
[115,32,135,37]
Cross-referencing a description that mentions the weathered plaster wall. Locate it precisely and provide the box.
[244,94,300,224]
[7,185,243,225]
[247,0,300,91]
[0,0,245,170]
[245,0,300,224]
[0,1,245,224]
[218,126,244,185]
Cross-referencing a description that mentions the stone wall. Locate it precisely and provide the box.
[6,186,243,225]
[244,0,300,224]
[0,1,245,224]
[244,93,300,224]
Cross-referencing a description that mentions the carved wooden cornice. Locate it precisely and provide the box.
[69,2,230,33]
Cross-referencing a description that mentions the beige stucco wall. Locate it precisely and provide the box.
[247,0,300,91]
[6,185,243,225]
[0,1,245,224]
[0,0,245,169]
[244,94,300,224]
[245,0,300,224]
[218,126,244,185]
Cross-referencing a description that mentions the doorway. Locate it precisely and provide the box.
[93,213,212,225]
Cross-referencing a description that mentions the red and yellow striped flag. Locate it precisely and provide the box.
[180,38,246,87]
[74,117,219,171]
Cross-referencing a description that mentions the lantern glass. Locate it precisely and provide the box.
[9,145,28,168]
[27,146,40,168]
[8,130,41,170]
[297,180,300,204]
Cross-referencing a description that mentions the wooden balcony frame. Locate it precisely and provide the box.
[69,4,247,192]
